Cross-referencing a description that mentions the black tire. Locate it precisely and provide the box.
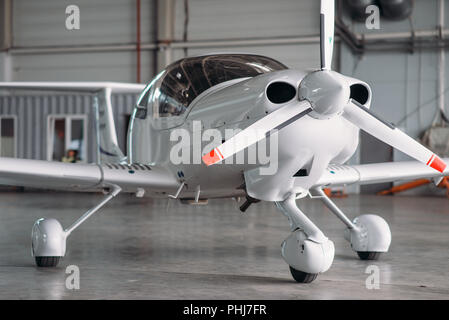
[35,256,61,267]
[289,266,318,283]
[357,251,381,260]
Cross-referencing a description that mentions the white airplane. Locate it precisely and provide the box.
[0,0,447,283]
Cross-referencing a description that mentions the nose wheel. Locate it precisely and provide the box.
[289,267,318,283]
[276,195,335,284]
[357,251,381,260]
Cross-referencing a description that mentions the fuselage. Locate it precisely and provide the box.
[127,54,371,201]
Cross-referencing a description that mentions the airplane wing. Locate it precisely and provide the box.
[0,157,179,195]
[0,82,145,93]
[0,82,146,163]
[0,155,445,197]
[313,158,449,188]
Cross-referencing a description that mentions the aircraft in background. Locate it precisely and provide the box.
[0,0,446,283]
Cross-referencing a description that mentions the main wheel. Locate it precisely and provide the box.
[31,218,66,267]
[35,256,61,267]
[289,266,318,283]
[357,251,381,260]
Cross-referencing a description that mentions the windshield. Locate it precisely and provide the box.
[135,54,287,121]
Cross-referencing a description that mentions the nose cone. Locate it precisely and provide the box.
[298,70,350,119]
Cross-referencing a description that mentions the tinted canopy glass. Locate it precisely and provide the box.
[136,54,287,120]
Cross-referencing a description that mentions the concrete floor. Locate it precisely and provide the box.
[0,191,448,299]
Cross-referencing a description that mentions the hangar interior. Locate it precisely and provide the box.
[1,0,449,193]
[0,0,449,299]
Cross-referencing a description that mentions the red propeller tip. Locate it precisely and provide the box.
[202,149,222,166]
[429,155,446,173]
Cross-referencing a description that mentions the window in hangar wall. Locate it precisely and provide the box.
[47,115,87,163]
[0,117,17,158]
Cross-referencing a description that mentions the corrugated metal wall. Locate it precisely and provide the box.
[0,93,137,162]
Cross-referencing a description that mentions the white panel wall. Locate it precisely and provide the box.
[13,0,155,46]
[10,0,156,82]
[174,0,319,40]
[172,0,326,69]
[7,0,326,82]
[12,51,155,82]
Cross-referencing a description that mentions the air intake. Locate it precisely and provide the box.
[266,82,296,104]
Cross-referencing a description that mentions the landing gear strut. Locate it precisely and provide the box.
[31,185,121,267]
[276,194,335,283]
[312,187,391,260]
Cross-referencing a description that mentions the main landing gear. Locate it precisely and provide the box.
[275,188,391,283]
[312,188,391,261]
[31,185,121,267]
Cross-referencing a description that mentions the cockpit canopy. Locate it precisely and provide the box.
[135,54,287,123]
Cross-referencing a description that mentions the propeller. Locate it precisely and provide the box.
[202,101,312,166]
[343,100,446,172]
[202,0,446,173]
[202,0,336,166]
[320,0,334,70]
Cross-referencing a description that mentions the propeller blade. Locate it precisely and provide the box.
[202,101,312,166]
[320,0,335,70]
[343,100,446,173]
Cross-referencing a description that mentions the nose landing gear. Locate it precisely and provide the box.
[276,194,335,283]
